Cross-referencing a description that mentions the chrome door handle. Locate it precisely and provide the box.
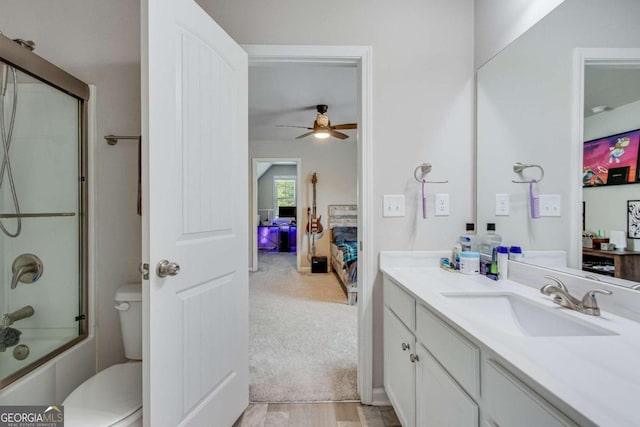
[401,342,410,351]
[156,260,180,278]
[409,353,419,363]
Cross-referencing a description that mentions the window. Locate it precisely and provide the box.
[274,176,296,215]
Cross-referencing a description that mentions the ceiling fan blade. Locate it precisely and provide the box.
[296,131,315,139]
[332,123,357,130]
[330,130,349,140]
[276,125,313,129]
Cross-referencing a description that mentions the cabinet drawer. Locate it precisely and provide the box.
[384,277,415,330]
[416,304,479,399]
[483,360,577,427]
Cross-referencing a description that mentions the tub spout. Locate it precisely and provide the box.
[2,305,34,327]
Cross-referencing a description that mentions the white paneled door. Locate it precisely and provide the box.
[141,0,248,426]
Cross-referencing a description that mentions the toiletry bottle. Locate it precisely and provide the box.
[452,243,462,270]
[509,246,524,262]
[480,223,502,255]
[497,246,509,280]
[490,246,498,275]
[460,223,476,252]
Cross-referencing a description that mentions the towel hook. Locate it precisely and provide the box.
[512,162,544,183]
[414,163,448,184]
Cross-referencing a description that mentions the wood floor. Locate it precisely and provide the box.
[233,402,400,427]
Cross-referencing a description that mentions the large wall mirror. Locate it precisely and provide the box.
[476,0,640,289]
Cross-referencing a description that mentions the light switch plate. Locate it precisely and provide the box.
[435,193,450,216]
[539,194,561,217]
[383,194,406,217]
[495,194,510,216]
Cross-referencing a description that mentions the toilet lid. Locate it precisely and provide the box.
[63,362,142,427]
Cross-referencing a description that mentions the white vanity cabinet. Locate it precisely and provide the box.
[384,276,478,427]
[383,274,583,427]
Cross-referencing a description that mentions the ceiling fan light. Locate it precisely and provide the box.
[316,113,330,127]
[314,130,330,139]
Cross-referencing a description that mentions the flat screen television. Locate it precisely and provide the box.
[583,128,640,186]
[278,206,296,218]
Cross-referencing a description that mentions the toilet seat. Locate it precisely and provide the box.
[63,362,142,427]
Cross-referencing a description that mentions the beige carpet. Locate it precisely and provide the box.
[250,252,358,402]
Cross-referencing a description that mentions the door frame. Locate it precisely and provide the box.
[571,48,640,269]
[244,44,374,404]
[251,157,302,271]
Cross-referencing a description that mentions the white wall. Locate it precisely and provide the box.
[474,0,565,68]
[476,0,640,264]
[583,99,640,236]
[203,0,476,388]
[251,141,357,270]
[0,0,141,372]
[257,164,297,215]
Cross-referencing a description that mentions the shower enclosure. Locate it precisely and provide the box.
[0,34,89,388]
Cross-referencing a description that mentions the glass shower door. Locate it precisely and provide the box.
[0,60,86,387]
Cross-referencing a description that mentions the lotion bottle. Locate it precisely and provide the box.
[497,246,509,280]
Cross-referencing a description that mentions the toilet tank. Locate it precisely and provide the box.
[115,283,142,360]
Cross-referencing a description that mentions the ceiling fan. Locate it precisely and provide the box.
[277,104,357,140]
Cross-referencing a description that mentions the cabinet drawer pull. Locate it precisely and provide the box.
[402,342,410,351]
[410,353,420,363]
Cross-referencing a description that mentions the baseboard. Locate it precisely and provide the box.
[299,267,311,273]
[370,387,391,406]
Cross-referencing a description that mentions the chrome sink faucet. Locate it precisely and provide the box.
[540,275,612,316]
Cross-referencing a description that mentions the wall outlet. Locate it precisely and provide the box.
[435,193,450,216]
[539,194,561,217]
[495,193,510,216]
[383,194,406,217]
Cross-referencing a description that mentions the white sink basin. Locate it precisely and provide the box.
[441,292,617,337]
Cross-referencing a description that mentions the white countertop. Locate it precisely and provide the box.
[380,256,640,427]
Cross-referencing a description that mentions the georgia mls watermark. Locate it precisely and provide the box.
[0,405,63,427]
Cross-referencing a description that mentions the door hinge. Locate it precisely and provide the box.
[139,263,150,280]
[75,314,86,321]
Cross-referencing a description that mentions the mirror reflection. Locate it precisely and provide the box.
[476,0,640,288]
[582,63,640,285]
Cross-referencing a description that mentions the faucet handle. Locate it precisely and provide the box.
[543,275,568,292]
[581,289,612,316]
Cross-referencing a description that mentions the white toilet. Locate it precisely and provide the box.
[63,284,143,427]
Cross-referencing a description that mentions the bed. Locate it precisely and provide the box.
[328,205,358,305]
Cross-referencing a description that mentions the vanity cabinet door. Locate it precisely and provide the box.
[416,344,478,427]
[416,304,480,399]
[384,307,416,427]
[483,360,578,427]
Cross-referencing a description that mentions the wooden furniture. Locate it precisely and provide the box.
[582,247,640,281]
[328,205,358,304]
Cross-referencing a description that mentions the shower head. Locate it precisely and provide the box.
[0,63,8,97]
